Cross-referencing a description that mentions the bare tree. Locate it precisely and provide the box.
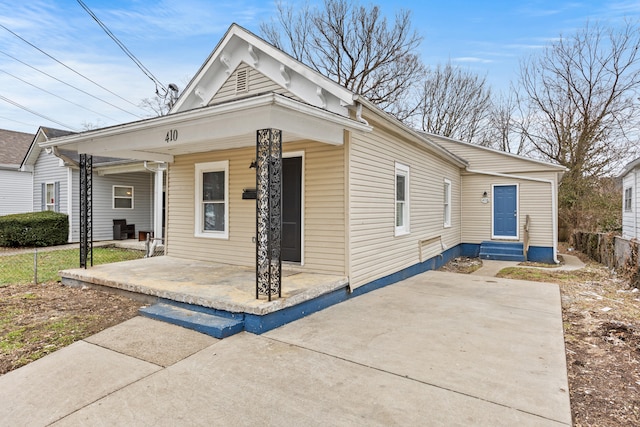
[260,0,424,120]
[480,89,529,154]
[518,20,640,179]
[414,62,492,143]
[139,83,181,117]
[518,20,640,233]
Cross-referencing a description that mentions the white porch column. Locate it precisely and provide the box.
[154,168,164,240]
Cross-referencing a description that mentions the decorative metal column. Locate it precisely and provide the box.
[256,129,282,300]
[79,154,93,268]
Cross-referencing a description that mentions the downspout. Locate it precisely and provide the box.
[355,102,369,126]
[466,168,560,264]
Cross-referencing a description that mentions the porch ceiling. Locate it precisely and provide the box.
[40,93,372,163]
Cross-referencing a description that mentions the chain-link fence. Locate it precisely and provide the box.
[0,239,164,286]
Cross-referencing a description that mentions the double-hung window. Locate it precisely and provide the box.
[113,186,134,209]
[195,161,229,239]
[625,187,633,212]
[395,163,410,236]
[443,179,451,227]
[45,183,56,211]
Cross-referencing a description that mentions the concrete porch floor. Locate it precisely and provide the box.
[60,256,349,317]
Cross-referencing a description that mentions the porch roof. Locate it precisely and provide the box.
[40,93,372,163]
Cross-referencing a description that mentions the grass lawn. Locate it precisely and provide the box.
[0,247,145,285]
[0,246,146,373]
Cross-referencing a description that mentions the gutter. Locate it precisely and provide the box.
[466,168,560,264]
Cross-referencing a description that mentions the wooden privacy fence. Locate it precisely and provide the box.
[572,231,639,287]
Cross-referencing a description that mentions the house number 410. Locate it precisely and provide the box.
[165,129,178,143]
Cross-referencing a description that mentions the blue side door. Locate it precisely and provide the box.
[493,185,517,237]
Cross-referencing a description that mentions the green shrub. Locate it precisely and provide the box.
[0,211,69,247]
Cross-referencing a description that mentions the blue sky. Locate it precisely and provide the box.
[0,0,637,134]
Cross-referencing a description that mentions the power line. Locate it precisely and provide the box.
[0,49,142,118]
[0,22,146,116]
[0,94,79,131]
[0,114,36,128]
[0,68,118,123]
[77,0,168,95]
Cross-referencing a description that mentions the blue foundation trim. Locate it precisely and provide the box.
[527,246,555,264]
[350,244,461,298]
[140,242,555,338]
[244,286,350,334]
[460,243,480,258]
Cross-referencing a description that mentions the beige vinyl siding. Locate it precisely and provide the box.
[460,171,557,247]
[430,134,564,174]
[349,122,461,289]
[166,140,345,275]
[209,63,300,105]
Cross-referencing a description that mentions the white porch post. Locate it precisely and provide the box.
[154,168,164,240]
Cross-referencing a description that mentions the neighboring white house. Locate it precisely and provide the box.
[621,157,640,240]
[23,127,165,242]
[43,24,566,294]
[0,129,34,216]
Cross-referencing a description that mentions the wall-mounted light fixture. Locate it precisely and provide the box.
[482,191,488,198]
[249,160,257,169]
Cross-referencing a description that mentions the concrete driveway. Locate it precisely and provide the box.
[0,271,571,426]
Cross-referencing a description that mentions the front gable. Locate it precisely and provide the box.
[171,24,354,117]
[209,62,302,105]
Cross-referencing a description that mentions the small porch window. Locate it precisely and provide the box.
[625,187,633,212]
[395,162,410,236]
[113,186,134,209]
[443,178,451,228]
[195,161,229,239]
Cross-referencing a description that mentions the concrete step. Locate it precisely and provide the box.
[479,241,525,262]
[140,303,244,339]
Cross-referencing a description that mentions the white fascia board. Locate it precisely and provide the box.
[621,157,640,177]
[42,93,370,158]
[424,131,568,172]
[171,24,355,114]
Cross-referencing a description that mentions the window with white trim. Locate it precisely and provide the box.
[443,178,451,227]
[625,187,633,212]
[45,183,55,211]
[195,161,229,239]
[395,163,410,236]
[113,186,134,209]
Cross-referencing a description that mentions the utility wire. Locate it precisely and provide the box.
[0,114,35,128]
[0,94,79,131]
[0,49,141,118]
[0,23,145,116]
[77,0,168,95]
[0,68,118,123]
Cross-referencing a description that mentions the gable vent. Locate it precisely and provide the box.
[236,68,249,93]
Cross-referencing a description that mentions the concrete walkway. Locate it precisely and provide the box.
[0,270,571,426]
[472,253,586,277]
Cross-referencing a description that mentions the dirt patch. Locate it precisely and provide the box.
[0,281,141,375]
[440,254,640,426]
[438,256,483,274]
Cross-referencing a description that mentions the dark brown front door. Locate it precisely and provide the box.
[282,157,302,262]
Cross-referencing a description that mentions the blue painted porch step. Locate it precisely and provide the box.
[140,303,245,339]
[479,241,525,262]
